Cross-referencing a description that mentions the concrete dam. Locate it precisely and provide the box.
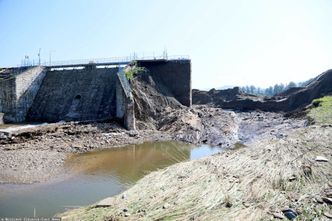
[0,58,191,129]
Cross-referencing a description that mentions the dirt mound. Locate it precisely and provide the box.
[275,87,305,97]
[193,69,332,112]
[192,87,276,111]
[192,87,260,104]
[283,69,332,111]
[131,71,183,129]
[131,70,305,146]
[131,71,239,146]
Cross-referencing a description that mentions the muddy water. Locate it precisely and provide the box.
[0,141,221,218]
[0,123,48,130]
[0,124,26,129]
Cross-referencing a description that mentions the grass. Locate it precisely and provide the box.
[124,63,147,80]
[308,96,332,125]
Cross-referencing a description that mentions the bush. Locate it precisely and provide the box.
[124,63,147,80]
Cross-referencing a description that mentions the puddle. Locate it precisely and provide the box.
[0,141,221,218]
[0,123,48,132]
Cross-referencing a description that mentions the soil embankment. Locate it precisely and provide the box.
[193,69,332,112]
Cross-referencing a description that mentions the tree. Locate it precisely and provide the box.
[286,81,297,89]
[240,81,297,97]
[250,85,256,94]
[265,86,273,96]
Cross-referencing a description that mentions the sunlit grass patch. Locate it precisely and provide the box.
[308,96,332,125]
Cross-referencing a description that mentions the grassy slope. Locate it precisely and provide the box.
[308,96,332,125]
[60,99,332,221]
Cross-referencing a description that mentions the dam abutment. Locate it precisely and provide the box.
[0,58,191,129]
[0,66,46,122]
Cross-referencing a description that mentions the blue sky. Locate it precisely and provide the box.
[0,0,331,89]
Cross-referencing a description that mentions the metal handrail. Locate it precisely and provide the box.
[36,55,190,68]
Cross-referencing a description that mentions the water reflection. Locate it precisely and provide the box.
[66,141,193,185]
[0,141,221,217]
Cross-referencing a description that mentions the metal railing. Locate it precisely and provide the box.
[19,54,190,68]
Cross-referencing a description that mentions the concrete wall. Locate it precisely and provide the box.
[0,67,46,122]
[116,70,135,130]
[0,59,191,129]
[137,59,192,107]
[116,72,127,119]
[0,77,16,119]
[28,67,118,122]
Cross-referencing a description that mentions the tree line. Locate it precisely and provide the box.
[240,81,298,97]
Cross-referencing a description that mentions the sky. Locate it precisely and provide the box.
[0,0,331,89]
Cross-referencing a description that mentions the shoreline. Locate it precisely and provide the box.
[0,124,173,184]
[0,107,305,184]
[60,124,332,220]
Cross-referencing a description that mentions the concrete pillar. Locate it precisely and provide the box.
[124,100,136,130]
[116,70,136,130]
[0,113,3,124]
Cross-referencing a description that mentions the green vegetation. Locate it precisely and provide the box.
[240,81,298,97]
[124,63,147,80]
[308,96,332,125]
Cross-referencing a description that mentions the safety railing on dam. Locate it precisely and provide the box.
[15,55,190,69]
